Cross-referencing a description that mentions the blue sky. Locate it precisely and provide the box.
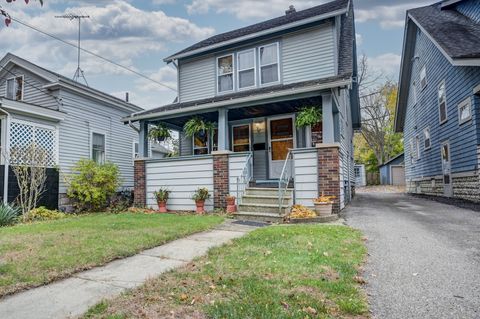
[0,0,433,109]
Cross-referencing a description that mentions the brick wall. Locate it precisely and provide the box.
[134,159,146,207]
[317,145,341,214]
[213,153,229,209]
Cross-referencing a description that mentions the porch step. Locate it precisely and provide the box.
[233,211,286,223]
[237,203,290,215]
[241,194,292,205]
[245,187,294,197]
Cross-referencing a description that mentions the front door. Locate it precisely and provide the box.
[441,142,452,197]
[268,115,296,179]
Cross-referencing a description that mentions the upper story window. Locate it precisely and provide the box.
[6,76,24,101]
[259,43,279,85]
[438,81,447,124]
[217,55,234,93]
[420,66,427,90]
[458,97,472,124]
[423,127,431,150]
[237,49,256,90]
[92,132,106,164]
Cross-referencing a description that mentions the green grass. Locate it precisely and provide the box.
[84,225,368,319]
[0,213,224,297]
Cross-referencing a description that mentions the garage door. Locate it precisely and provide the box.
[391,166,405,185]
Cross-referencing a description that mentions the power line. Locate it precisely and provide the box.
[10,16,177,92]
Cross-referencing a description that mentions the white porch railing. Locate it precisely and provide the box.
[278,150,294,213]
[234,152,253,205]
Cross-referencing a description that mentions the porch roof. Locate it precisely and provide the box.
[123,76,351,123]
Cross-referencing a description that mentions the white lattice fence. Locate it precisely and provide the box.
[9,120,58,167]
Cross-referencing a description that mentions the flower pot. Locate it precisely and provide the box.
[226,197,236,214]
[157,200,167,213]
[314,202,333,216]
[195,200,205,214]
[156,136,166,142]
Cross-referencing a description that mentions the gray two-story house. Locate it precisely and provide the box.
[395,0,480,202]
[127,0,360,220]
[0,53,144,210]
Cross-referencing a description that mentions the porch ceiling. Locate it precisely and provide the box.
[155,96,322,128]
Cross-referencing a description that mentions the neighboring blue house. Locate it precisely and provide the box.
[379,153,405,186]
[395,0,480,201]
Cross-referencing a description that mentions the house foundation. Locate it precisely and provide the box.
[134,159,146,207]
[212,151,230,210]
[317,143,341,214]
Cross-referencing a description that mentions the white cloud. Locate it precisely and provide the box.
[368,53,401,78]
[356,33,363,46]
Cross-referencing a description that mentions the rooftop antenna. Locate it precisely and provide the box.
[55,13,90,85]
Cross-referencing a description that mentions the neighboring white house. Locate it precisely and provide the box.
[0,53,143,211]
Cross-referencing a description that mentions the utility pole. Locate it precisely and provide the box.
[55,13,90,85]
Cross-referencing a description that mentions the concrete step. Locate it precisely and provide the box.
[233,211,286,223]
[241,194,292,205]
[238,203,289,214]
[245,187,293,197]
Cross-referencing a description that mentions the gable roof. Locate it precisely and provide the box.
[395,0,480,132]
[378,153,404,168]
[164,0,350,62]
[0,53,143,113]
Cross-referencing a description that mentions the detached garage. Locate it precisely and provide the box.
[379,153,405,186]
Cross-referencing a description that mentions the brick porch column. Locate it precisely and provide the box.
[212,151,230,210]
[134,159,146,207]
[317,143,341,214]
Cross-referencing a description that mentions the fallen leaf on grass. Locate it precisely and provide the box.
[353,276,366,284]
[180,293,188,301]
[281,301,290,309]
[303,306,317,315]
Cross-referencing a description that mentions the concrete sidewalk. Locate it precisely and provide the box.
[0,220,261,319]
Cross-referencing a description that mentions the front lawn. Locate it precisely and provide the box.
[0,213,224,297]
[85,225,368,319]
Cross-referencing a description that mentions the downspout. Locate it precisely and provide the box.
[128,120,140,133]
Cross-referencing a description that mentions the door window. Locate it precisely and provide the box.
[232,125,250,152]
[270,118,293,161]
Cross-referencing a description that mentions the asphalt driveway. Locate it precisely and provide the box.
[344,192,480,319]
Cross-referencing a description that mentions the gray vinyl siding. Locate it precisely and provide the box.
[292,149,318,207]
[179,131,193,156]
[0,66,58,109]
[282,23,336,84]
[57,90,138,193]
[178,56,216,103]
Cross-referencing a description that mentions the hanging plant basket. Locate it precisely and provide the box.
[183,117,216,138]
[295,106,322,128]
[149,123,171,143]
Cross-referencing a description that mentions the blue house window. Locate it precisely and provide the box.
[438,81,447,124]
[423,127,431,150]
[420,66,427,90]
[458,97,472,124]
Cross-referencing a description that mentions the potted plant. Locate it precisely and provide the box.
[313,194,335,216]
[149,123,172,142]
[154,188,170,213]
[192,187,210,214]
[183,117,216,138]
[226,195,236,214]
[295,106,322,128]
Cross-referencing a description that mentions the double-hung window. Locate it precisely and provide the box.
[237,49,256,89]
[458,97,472,124]
[259,43,279,85]
[423,127,431,150]
[217,54,234,93]
[6,76,23,101]
[420,66,427,90]
[438,81,447,124]
[416,135,421,160]
[92,132,106,164]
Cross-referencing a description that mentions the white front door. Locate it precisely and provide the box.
[441,142,452,197]
[268,115,296,179]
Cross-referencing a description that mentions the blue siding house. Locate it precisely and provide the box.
[395,0,480,201]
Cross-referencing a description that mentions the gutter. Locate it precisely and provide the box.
[124,78,352,122]
[164,7,348,62]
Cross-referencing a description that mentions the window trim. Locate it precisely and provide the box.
[438,80,448,125]
[133,140,139,162]
[236,48,257,91]
[420,65,427,91]
[259,42,281,86]
[231,123,251,152]
[5,75,24,101]
[192,131,210,155]
[216,53,235,94]
[90,130,107,164]
[415,135,421,160]
[423,127,431,150]
[458,97,472,125]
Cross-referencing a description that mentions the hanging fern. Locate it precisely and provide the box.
[295,107,322,128]
[183,117,216,138]
[148,123,172,142]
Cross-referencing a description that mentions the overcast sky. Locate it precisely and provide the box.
[0,0,434,109]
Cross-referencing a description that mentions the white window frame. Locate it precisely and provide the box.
[420,66,427,90]
[259,42,281,86]
[236,48,256,90]
[5,75,24,101]
[231,123,251,152]
[216,53,235,94]
[438,80,448,124]
[412,81,418,105]
[90,130,107,164]
[416,135,421,160]
[192,132,210,155]
[133,139,139,162]
[409,139,415,164]
[458,97,472,125]
[423,127,431,150]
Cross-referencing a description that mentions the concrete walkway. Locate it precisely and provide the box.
[0,220,261,319]
[344,193,480,319]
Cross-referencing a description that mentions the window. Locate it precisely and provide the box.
[237,49,256,89]
[193,131,209,155]
[354,167,361,178]
[6,76,23,101]
[212,128,218,152]
[92,132,106,164]
[420,66,427,90]
[438,81,447,123]
[416,135,421,159]
[409,139,415,164]
[458,97,472,124]
[133,141,139,159]
[232,124,250,152]
[217,54,234,93]
[423,127,431,150]
[259,43,279,85]
[412,81,417,105]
